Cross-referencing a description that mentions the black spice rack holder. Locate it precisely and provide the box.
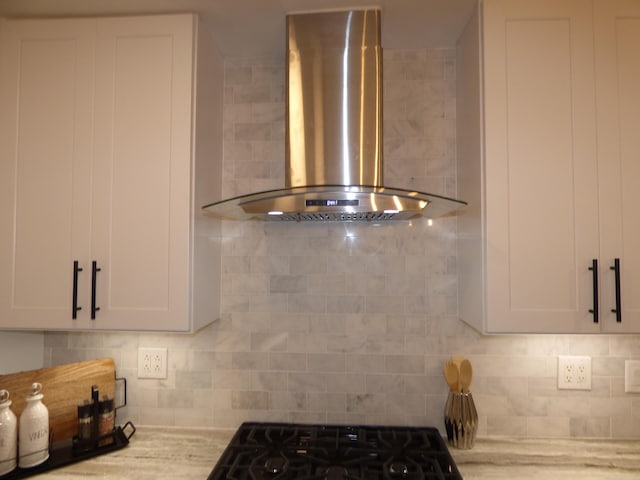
[2,377,136,479]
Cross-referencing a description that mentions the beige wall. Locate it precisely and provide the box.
[42,49,640,439]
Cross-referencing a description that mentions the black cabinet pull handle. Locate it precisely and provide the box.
[588,259,599,323]
[610,258,622,322]
[91,261,101,319]
[72,261,83,319]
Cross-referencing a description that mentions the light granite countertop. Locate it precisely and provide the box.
[21,427,640,479]
[451,437,640,479]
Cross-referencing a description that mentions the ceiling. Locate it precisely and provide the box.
[0,0,477,57]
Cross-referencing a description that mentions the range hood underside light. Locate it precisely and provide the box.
[202,185,465,222]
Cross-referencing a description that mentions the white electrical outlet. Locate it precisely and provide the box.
[557,355,591,390]
[138,347,168,379]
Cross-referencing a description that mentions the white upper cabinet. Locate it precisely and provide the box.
[0,14,222,331]
[457,0,640,333]
[594,0,640,332]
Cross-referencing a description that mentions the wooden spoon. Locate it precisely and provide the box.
[450,356,464,367]
[459,358,473,393]
[443,361,459,392]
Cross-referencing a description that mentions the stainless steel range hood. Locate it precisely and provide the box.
[203,9,466,222]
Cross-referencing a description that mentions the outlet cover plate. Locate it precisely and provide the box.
[137,347,168,379]
[557,355,591,390]
[625,360,640,393]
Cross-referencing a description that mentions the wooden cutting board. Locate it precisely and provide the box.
[0,358,116,443]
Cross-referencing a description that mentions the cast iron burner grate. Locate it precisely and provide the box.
[207,422,463,480]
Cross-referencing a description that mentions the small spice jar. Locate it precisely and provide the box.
[98,396,114,446]
[77,401,93,442]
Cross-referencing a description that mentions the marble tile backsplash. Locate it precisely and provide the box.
[43,49,640,439]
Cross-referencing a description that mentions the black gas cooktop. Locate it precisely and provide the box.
[207,422,463,480]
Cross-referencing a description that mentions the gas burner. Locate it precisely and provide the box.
[388,462,409,475]
[208,422,463,480]
[263,455,288,474]
[320,466,350,480]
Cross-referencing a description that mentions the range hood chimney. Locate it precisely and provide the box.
[203,9,466,222]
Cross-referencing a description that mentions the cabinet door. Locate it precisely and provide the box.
[0,19,95,329]
[482,0,600,333]
[595,0,640,332]
[90,15,194,331]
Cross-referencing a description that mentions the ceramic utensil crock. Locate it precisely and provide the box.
[443,356,478,449]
